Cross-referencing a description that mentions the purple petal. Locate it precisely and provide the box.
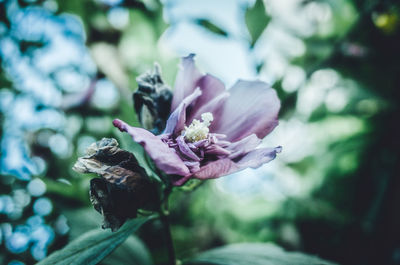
[235,146,282,168]
[164,88,202,135]
[216,141,231,148]
[211,80,280,142]
[176,135,201,161]
[211,133,227,139]
[113,119,190,176]
[172,158,238,186]
[187,74,229,122]
[171,54,203,112]
[227,134,262,159]
[192,139,208,148]
[191,159,238,180]
[178,146,282,185]
[183,161,201,172]
[204,144,231,156]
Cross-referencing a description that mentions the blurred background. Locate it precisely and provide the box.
[0,0,399,264]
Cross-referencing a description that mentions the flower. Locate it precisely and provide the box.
[113,54,281,186]
[73,138,158,231]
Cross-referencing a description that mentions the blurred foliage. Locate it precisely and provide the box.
[0,0,399,264]
[185,242,337,265]
[245,0,271,46]
[196,19,228,37]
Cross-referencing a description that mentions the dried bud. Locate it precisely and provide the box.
[133,63,173,134]
[73,138,158,231]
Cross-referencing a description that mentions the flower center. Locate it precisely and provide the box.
[184,112,214,142]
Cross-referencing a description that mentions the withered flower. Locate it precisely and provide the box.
[133,63,173,134]
[73,138,157,231]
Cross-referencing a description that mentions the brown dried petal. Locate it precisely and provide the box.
[73,138,157,231]
[89,178,137,231]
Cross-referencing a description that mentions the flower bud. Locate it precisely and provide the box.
[133,63,173,134]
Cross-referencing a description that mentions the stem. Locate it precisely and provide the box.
[160,200,176,265]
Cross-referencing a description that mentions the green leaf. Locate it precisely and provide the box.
[63,208,103,240]
[245,0,271,46]
[38,216,155,265]
[197,19,228,37]
[184,243,338,265]
[100,236,153,265]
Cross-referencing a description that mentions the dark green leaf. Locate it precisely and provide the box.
[245,0,271,46]
[101,236,153,265]
[184,243,338,265]
[63,209,103,240]
[38,216,155,265]
[197,19,228,37]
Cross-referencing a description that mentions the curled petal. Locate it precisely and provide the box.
[113,119,189,176]
[176,135,201,161]
[72,138,147,182]
[164,87,202,135]
[211,80,280,142]
[171,54,203,112]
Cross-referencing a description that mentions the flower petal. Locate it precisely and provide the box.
[196,146,282,179]
[172,158,237,186]
[164,87,202,135]
[176,135,201,161]
[113,119,190,176]
[204,144,231,157]
[191,159,238,180]
[171,54,203,112]
[187,74,228,122]
[235,146,282,168]
[227,134,262,159]
[173,146,282,186]
[211,80,280,142]
[183,161,201,172]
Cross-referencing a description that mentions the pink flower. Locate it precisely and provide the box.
[113,55,281,186]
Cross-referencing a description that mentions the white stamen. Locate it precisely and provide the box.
[184,112,214,142]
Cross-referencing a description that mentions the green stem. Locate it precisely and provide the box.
[159,200,176,265]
